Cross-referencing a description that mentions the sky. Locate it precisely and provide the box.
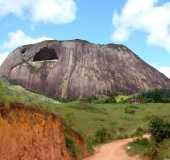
[0,0,170,78]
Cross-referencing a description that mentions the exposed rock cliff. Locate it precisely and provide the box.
[0,39,170,99]
[0,103,88,160]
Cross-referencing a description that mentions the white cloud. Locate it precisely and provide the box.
[112,0,170,52]
[0,29,53,65]
[3,30,52,50]
[157,66,170,78]
[0,0,77,24]
[0,52,9,65]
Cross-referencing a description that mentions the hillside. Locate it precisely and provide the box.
[0,104,72,160]
[0,80,169,140]
[0,80,170,159]
[0,81,89,160]
[0,39,170,100]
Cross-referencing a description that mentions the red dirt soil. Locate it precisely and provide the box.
[0,103,88,160]
[84,135,150,160]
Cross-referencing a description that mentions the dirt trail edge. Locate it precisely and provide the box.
[84,135,150,160]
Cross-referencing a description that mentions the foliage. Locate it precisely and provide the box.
[157,139,170,160]
[124,105,139,114]
[149,117,170,143]
[65,135,81,159]
[93,127,111,144]
[64,124,82,159]
[134,127,145,139]
[64,112,76,128]
[0,80,14,105]
[86,137,95,154]
[129,117,170,160]
[128,138,157,158]
[115,95,129,103]
[135,89,170,103]
[80,95,116,104]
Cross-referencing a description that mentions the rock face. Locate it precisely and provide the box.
[0,39,170,99]
[0,103,88,160]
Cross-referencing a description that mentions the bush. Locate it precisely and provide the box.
[134,127,145,139]
[124,105,139,114]
[64,125,82,159]
[128,138,156,157]
[149,117,170,143]
[136,89,170,103]
[93,127,111,144]
[86,137,94,154]
[64,112,76,128]
[128,117,170,159]
[157,139,170,159]
[115,95,129,103]
[80,95,116,104]
[65,136,81,158]
[129,117,170,159]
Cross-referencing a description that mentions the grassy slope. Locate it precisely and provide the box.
[1,80,170,157]
[1,81,170,136]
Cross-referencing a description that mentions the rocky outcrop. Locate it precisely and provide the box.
[0,103,88,160]
[0,39,170,99]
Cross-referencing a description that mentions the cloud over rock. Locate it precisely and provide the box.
[112,0,170,52]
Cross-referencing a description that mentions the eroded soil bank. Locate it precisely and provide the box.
[0,103,88,160]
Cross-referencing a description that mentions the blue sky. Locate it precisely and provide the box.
[0,0,170,77]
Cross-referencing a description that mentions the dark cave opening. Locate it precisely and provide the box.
[33,47,58,61]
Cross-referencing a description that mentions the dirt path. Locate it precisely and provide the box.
[84,135,150,160]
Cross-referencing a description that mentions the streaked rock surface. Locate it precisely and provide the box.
[0,39,169,99]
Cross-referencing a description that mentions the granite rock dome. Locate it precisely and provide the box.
[0,39,170,99]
